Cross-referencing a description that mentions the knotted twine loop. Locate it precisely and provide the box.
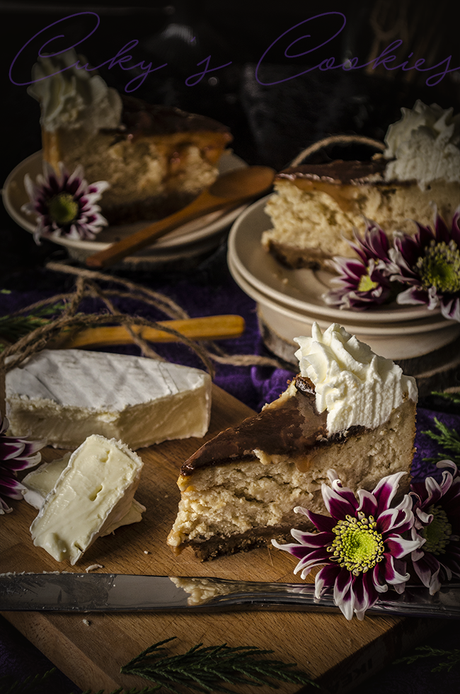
[0,263,287,381]
[290,134,386,167]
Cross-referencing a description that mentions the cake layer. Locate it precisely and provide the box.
[263,102,460,269]
[263,160,460,268]
[6,349,212,449]
[168,380,416,560]
[45,95,233,224]
[28,50,233,225]
[30,435,144,564]
[168,323,417,561]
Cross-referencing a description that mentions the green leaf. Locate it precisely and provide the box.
[120,637,319,692]
[422,417,460,466]
[0,302,65,351]
[395,645,460,672]
[421,391,460,465]
[430,391,460,407]
[0,638,318,694]
[0,669,56,694]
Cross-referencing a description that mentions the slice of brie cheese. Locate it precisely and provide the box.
[22,453,145,534]
[30,434,144,565]
[22,453,71,510]
[6,349,212,449]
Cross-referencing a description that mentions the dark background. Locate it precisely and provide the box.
[1,0,459,282]
[1,3,460,693]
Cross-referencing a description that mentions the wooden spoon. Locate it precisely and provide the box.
[52,314,245,349]
[85,165,275,269]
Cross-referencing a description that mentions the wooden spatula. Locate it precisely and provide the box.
[85,166,275,269]
[52,314,245,349]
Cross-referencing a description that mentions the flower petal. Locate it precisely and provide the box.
[373,471,407,514]
[322,478,358,519]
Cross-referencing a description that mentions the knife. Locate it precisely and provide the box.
[1,573,460,618]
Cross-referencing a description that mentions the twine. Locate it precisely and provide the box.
[290,134,385,167]
[46,262,189,319]
[0,263,287,381]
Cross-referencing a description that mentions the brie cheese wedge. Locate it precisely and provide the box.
[30,435,144,564]
[22,453,71,510]
[22,452,145,533]
[6,349,212,449]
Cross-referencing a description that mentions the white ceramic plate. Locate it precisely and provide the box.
[228,255,460,362]
[228,196,439,323]
[2,151,248,263]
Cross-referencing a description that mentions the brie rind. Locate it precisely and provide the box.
[30,434,144,564]
[22,452,145,533]
[6,349,212,449]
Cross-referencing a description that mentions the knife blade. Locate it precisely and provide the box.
[1,573,460,618]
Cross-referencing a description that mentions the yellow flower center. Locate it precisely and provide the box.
[357,272,378,292]
[416,240,460,293]
[327,514,384,575]
[47,193,79,225]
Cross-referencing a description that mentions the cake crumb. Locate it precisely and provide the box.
[82,619,91,626]
[143,550,150,554]
[85,564,103,573]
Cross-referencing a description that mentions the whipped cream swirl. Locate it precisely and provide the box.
[28,49,122,134]
[294,324,417,435]
[383,100,460,189]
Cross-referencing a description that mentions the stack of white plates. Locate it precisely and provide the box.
[228,196,460,365]
[3,152,248,269]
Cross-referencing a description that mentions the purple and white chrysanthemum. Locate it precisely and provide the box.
[0,413,44,514]
[273,470,421,620]
[389,207,460,321]
[22,162,110,243]
[410,460,460,595]
[323,221,395,310]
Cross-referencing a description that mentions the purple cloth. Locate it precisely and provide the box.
[1,243,460,693]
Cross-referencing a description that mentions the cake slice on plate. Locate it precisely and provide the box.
[262,101,460,269]
[167,323,417,560]
[28,50,233,224]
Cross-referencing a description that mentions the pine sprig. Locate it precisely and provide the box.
[422,417,460,466]
[395,645,460,672]
[430,391,460,407]
[121,637,318,693]
[0,669,56,694]
[0,302,65,351]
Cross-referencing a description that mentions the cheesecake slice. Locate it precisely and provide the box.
[263,101,460,269]
[30,434,144,564]
[262,158,460,269]
[167,323,417,560]
[28,50,232,224]
[6,349,212,449]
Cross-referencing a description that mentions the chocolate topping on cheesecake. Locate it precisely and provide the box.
[119,95,232,138]
[277,158,393,186]
[179,376,367,477]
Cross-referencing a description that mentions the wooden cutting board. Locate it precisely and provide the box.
[0,385,442,694]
